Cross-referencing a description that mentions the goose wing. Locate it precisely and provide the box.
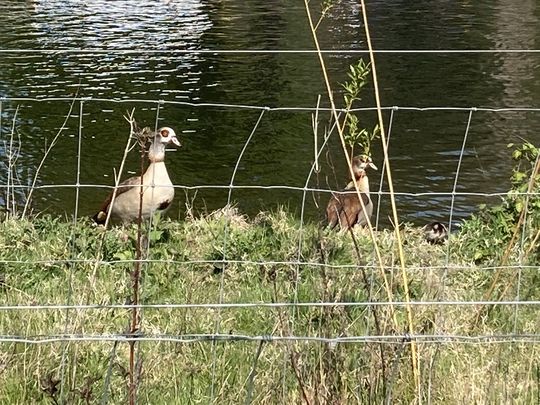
[339,192,371,228]
[326,193,342,229]
[353,193,373,227]
[93,176,142,224]
[326,190,372,230]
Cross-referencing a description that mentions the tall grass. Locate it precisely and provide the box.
[0,204,538,403]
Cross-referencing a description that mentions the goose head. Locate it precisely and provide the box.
[148,127,181,163]
[346,155,378,187]
[155,127,181,147]
[351,155,377,179]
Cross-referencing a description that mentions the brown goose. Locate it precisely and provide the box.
[93,127,181,224]
[326,155,378,230]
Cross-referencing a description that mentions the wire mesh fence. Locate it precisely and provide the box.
[1,92,539,403]
[1,0,540,397]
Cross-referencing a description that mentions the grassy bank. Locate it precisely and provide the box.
[0,202,539,403]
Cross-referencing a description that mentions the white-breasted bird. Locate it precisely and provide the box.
[93,127,181,224]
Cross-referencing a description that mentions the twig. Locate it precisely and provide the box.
[129,114,147,405]
[183,189,198,220]
[244,340,265,405]
[525,228,540,258]
[90,110,138,284]
[302,0,398,335]
[312,94,322,174]
[100,341,119,405]
[5,105,20,216]
[22,96,79,218]
[345,227,388,396]
[272,279,312,405]
[501,155,540,265]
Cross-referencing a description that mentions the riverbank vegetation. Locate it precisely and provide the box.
[0,144,538,404]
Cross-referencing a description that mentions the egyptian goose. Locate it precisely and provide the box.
[326,155,378,230]
[423,221,448,244]
[93,127,181,224]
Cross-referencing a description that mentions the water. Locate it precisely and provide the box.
[1,0,539,226]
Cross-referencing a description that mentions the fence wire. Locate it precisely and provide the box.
[1,96,539,403]
[1,97,539,325]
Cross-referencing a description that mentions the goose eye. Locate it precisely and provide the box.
[160,129,169,137]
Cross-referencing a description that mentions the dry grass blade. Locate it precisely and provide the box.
[357,1,421,398]
[22,96,79,218]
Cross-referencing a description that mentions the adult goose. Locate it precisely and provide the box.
[326,155,378,230]
[93,127,181,224]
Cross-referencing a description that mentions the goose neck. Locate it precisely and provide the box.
[355,175,370,193]
[148,141,166,163]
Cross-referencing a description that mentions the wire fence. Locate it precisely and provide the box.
[1,98,539,318]
[1,56,540,405]
[1,4,539,404]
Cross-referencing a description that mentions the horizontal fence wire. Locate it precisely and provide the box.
[1,49,540,54]
[0,258,538,271]
[1,301,540,311]
[2,97,540,113]
[1,184,538,198]
[1,97,539,344]
[1,333,540,345]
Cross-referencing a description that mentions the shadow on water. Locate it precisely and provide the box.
[1,0,539,227]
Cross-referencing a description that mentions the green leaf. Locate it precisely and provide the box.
[150,230,164,242]
[113,250,133,261]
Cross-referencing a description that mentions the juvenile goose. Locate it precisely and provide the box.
[423,221,448,244]
[326,155,378,230]
[93,127,181,224]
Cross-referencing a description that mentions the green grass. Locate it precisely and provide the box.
[0,207,539,404]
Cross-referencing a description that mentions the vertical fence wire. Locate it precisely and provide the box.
[426,108,474,402]
[0,100,2,208]
[59,99,85,401]
[293,110,341,309]
[74,100,84,221]
[367,107,395,339]
[374,107,395,232]
[441,108,474,290]
[5,105,20,214]
[282,105,344,399]
[209,108,267,403]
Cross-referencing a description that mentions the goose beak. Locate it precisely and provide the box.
[368,162,378,170]
[170,136,181,147]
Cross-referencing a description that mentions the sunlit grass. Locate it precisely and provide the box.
[0,208,538,403]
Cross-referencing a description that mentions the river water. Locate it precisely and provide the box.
[1,0,539,226]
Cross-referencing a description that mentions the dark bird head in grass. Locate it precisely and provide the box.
[423,221,448,244]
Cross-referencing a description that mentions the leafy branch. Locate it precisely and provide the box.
[341,60,380,157]
[314,0,335,30]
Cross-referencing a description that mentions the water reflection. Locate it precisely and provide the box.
[0,0,539,227]
[29,0,211,49]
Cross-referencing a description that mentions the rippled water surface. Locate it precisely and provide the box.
[1,0,539,225]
